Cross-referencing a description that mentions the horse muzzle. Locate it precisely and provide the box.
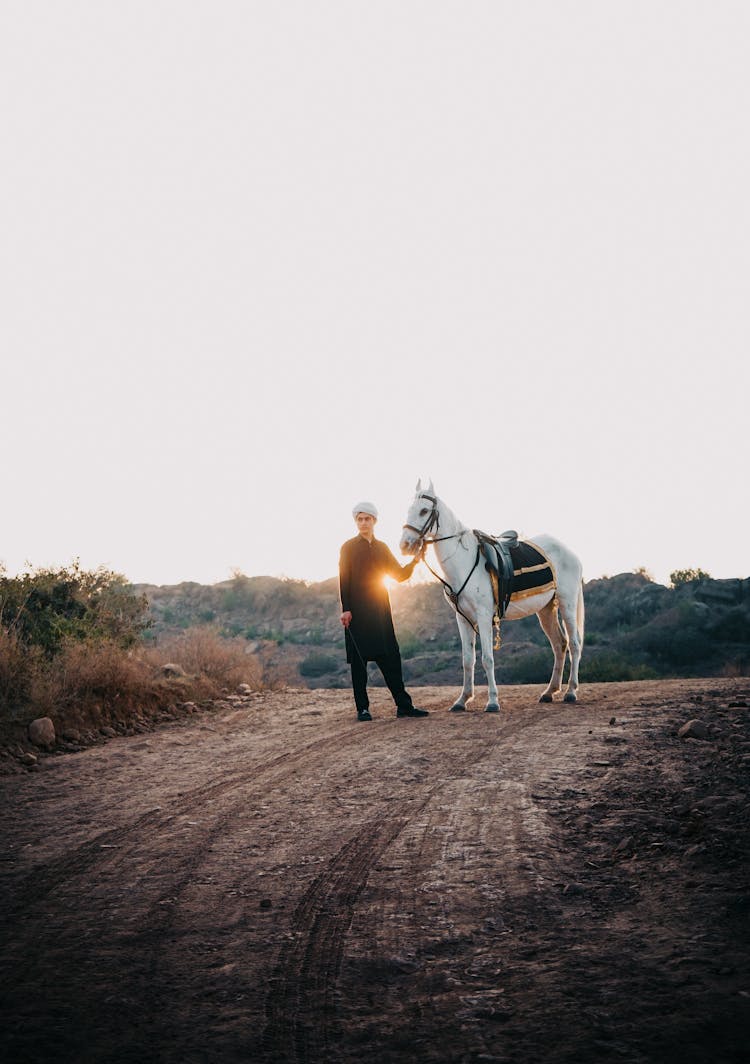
[400,529,421,555]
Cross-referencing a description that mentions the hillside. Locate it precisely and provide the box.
[134,570,750,690]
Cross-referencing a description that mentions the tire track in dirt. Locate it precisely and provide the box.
[257,711,537,1064]
[4,680,747,1064]
[0,720,371,1051]
[1,697,576,1063]
[0,722,363,924]
[261,813,416,1063]
[281,705,596,1064]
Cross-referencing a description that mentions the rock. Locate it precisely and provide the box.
[19,751,38,766]
[61,729,81,742]
[100,726,117,738]
[614,835,635,854]
[161,663,186,678]
[237,684,254,695]
[678,719,710,741]
[28,717,55,749]
[388,953,419,974]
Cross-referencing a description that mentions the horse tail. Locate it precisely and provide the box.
[577,580,585,646]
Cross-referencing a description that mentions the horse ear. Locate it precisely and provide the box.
[415,478,422,492]
[427,477,434,493]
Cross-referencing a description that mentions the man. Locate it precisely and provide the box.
[339,501,429,721]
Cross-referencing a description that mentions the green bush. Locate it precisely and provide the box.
[582,652,658,682]
[709,608,750,644]
[0,562,149,657]
[222,578,256,613]
[499,651,553,684]
[670,568,711,587]
[299,652,339,677]
[398,629,421,659]
[627,604,707,667]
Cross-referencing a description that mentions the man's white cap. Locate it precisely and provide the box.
[352,500,378,518]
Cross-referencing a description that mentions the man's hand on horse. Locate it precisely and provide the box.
[340,611,352,628]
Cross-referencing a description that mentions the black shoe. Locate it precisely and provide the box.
[357,709,373,722]
[396,706,429,718]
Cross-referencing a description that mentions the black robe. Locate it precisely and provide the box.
[339,535,417,662]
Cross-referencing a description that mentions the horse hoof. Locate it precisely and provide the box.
[485,704,500,714]
[449,704,466,713]
[563,693,578,704]
[539,694,553,704]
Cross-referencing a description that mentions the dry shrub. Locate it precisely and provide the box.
[0,625,267,739]
[142,627,263,696]
[0,627,45,719]
[0,636,169,735]
[721,658,749,678]
[45,640,159,716]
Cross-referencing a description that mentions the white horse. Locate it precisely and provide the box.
[399,481,585,712]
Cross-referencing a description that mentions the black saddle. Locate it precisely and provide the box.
[473,529,519,620]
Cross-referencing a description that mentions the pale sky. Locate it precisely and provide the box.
[2,2,748,589]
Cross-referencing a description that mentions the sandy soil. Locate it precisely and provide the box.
[1,678,749,1064]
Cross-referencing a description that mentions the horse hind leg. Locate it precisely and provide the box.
[560,583,584,703]
[537,600,567,703]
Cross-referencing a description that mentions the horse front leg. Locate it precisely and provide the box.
[477,613,500,712]
[450,615,476,712]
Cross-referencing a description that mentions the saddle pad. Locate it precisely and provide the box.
[509,540,555,601]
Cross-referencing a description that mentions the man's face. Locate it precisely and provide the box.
[356,512,376,536]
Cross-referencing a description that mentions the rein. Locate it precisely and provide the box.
[403,493,480,632]
[422,549,481,632]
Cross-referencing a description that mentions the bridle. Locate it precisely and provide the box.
[402,492,481,631]
[401,492,459,547]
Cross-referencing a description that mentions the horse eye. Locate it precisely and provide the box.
[419,508,428,516]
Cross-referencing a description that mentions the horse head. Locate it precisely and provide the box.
[400,479,438,555]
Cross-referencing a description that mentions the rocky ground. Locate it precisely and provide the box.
[1,677,749,1063]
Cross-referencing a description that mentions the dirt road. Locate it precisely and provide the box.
[1,678,749,1063]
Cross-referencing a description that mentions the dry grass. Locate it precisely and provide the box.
[141,627,262,693]
[0,627,268,736]
[41,641,161,717]
[0,628,45,720]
